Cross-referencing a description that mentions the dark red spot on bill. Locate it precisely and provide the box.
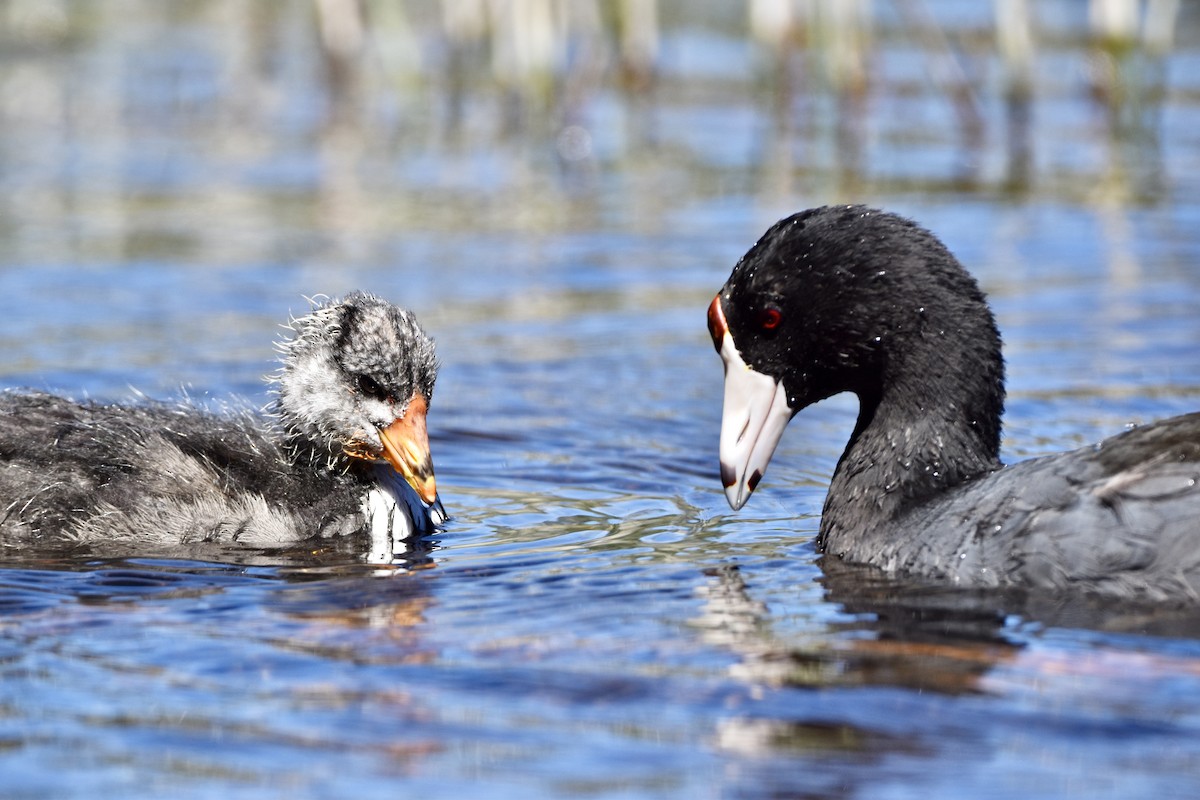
[720,461,737,489]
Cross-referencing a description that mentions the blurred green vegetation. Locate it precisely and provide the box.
[0,0,1194,263]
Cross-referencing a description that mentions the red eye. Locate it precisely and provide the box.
[760,307,782,331]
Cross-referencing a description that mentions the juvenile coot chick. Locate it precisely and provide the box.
[709,206,1200,603]
[0,292,445,557]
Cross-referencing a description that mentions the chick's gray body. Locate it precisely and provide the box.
[0,292,440,550]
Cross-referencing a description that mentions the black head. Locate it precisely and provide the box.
[710,205,1005,510]
[713,205,1002,413]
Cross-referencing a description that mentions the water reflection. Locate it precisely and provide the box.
[695,553,1200,709]
[694,563,1018,696]
[691,554,1200,799]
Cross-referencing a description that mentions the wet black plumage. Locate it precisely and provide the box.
[711,205,1200,603]
[0,292,442,550]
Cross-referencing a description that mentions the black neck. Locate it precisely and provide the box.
[817,327,1004,555]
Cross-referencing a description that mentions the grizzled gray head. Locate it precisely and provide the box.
[272,292,439,482]
[331,291,437,405]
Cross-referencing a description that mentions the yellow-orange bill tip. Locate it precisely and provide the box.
[379,395,437,504]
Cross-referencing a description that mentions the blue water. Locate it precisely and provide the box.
[3,2,1200,797]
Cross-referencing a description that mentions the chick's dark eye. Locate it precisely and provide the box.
[759,306,783,331]
[355,374,385,399]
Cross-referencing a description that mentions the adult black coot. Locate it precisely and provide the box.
[0,292,445,557]
[709,206,1200,603]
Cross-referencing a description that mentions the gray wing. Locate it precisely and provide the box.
[890,413,1200,602]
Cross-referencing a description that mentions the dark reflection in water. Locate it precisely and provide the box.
[692,560,1200,798]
